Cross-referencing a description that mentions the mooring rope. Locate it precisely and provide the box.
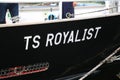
[79,47,120,80]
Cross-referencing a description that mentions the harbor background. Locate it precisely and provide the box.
[6,1,120,23]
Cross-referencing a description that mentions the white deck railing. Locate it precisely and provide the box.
[0,0,120,20]
[0,0,119,3]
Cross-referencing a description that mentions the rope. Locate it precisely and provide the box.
[79,47,120,80]
[75,6,119,15]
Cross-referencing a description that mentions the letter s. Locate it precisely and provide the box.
[32,35,41,49]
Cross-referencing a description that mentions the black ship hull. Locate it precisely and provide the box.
[0,14,120,80]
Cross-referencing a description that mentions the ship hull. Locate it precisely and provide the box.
[0,14,120,80]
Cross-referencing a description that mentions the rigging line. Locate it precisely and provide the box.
[78,47,120,80]
[75,6,119,15]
